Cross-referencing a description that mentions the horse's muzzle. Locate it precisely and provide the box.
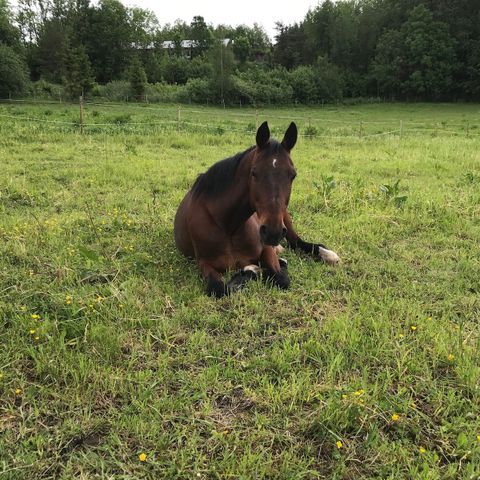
[260,225,287,246]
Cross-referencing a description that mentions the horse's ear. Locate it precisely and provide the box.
[256,121,270,149]
[281,122,297,152]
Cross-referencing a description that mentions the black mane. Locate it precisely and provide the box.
[191,145,255,198]
[191,140,284,198]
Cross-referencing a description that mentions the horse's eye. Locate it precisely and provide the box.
[251,171,257,179]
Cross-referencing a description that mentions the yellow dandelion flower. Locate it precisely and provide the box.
[354,389,364,396]
[427,316,432,321]
[31,314,40,320]
[419,447,426,455]
[119,304,124,309]
[447,354,455,361]
[336,440,343,449]
[476,435,480,442]
[29,329,36,335]
[411,325,417,331]
[138,452,147,462]
[391,413,400,422]
[15,388,22,395]
[398,333,404,339]
[411,402,417,409]
[342,394,348,400]
[20,306,27,311]
[35,336,40,341]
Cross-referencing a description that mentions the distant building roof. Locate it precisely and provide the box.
[161,39,231,49]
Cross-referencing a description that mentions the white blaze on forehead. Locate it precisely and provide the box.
[272,158,277,168]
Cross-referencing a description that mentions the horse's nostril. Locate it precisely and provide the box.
[282,227,287,238]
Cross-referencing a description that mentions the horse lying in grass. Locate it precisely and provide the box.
[174,121,340,297]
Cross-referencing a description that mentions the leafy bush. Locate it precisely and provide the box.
[231,67,293,105]
[0,42,29,97]
[289,58,343,104]
[31,79,64,99]
[93,80,130,101]
[180,78,214,104]
[144,82,185,103]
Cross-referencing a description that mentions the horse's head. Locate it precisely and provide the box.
[249,121,297,246]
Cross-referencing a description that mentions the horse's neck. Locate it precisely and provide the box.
[207,158,253,233]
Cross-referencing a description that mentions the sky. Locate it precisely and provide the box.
[125,0,319,40]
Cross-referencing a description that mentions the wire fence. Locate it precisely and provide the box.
[0,98,479,139]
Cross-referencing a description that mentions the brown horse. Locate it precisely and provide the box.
[174,121,340,297]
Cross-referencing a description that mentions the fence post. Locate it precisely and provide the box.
[255,110,259,130]
[79,95,84,135]
[177,105,181,131]
[399,120,403,138]
[466,123,469,138]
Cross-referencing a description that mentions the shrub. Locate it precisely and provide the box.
[94,80,130,101]
[0,42,29,97]
[181,78,214,104]
[231,67,293,105]
[32,79,64,99]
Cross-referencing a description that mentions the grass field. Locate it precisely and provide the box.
[1,102,480,479]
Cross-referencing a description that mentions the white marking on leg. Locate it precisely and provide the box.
[272,158,277,168]
[243,265,261,275]
[318,247,340,265]
[274,244,285,254]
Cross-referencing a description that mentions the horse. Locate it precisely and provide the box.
[174,121,340,297]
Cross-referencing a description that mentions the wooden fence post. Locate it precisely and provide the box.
[177,105,181,131]
[399,120,403,138]
[255,110,259,130]
[79,95,84,135]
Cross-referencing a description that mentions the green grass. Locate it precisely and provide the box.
[1,102,479,479]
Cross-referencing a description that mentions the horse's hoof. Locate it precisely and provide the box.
[318,247,340,265]
[207,277,229,297]
[243,265,261,276]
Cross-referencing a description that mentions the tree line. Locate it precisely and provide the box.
[1,0,479,104]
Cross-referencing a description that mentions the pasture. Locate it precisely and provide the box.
[1,101,479,479]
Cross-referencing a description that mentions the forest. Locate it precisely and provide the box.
[1,0,479,104]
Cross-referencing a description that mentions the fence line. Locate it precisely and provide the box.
[2,112,479,139]
[2,98,479,129]
[1,101,479,139]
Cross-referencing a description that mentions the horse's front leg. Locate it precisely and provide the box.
[284,212,340,265]
[260,246,290,290]
[198,259,229,297]
[198,259,260,297]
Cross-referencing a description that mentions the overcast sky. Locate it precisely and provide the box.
[125,0,319,40]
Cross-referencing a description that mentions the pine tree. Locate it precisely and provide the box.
[129,55,147,101]
[64,44,94,98]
